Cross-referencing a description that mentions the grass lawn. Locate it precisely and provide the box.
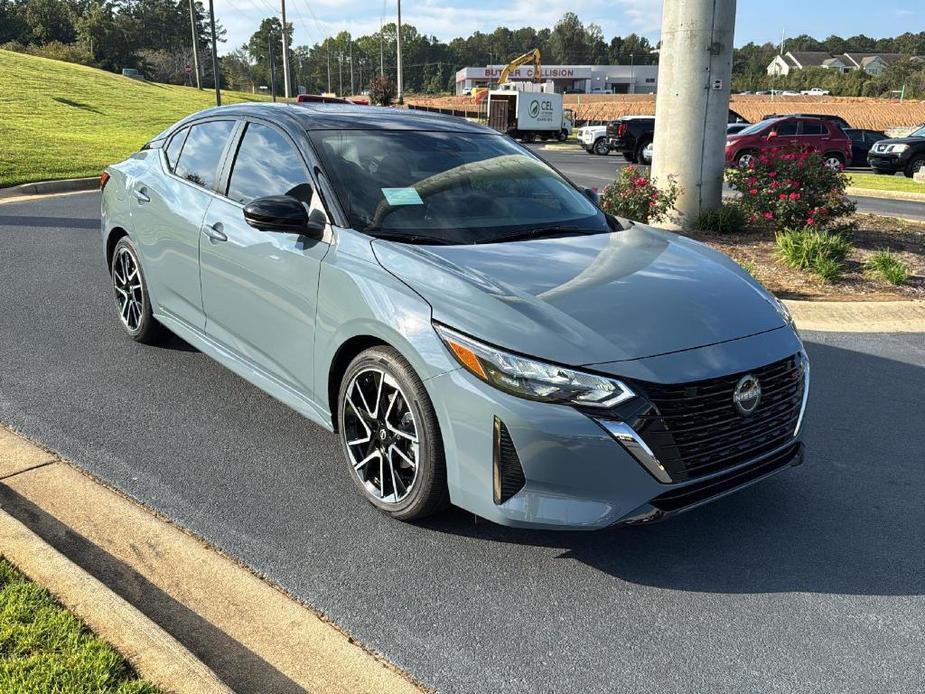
[848,172,925,195]
[0,49,270,187]
[0,557,159,693]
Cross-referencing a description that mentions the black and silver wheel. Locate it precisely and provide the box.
[736,150,757,168]
[637,141,653,166]
[906,156,924,178]
[593,138,610,156]
[111,236,162,343]
[338,346,449,520]
[823,152,845,170]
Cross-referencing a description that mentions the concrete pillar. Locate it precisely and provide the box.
[650,0,736,225]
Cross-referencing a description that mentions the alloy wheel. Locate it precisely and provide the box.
[113,246,144,332]
[343,368,419,504]
[737,152,755,168]
[824,155,844,171]
[594,139,609,155]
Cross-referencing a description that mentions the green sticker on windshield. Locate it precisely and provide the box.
[381,187,423,206]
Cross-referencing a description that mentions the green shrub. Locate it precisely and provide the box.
[693,202,748,234]
[738,259,758,277]
[776,227,852,282]
[727,148,856,232]
[865,249,909,285]
[598,166,680,224]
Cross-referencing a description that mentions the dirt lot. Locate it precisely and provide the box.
[407,94,925,131]
[693,214,925,300]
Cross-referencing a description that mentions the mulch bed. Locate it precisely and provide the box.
[689,214,925,301]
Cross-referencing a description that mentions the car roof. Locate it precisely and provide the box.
[164,102,495,135]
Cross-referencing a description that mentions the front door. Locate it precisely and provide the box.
[199,120,330,395]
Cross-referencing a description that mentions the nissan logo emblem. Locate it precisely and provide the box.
[733,375,761,416]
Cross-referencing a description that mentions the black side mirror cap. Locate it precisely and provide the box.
[584,187,600,206]
[244,195,322,236]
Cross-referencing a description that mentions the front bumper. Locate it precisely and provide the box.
[867,153,907,172]
[426,327,807,530]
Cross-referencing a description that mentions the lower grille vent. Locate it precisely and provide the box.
[493,418,526,504]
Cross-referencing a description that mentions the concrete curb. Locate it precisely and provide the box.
[846,186,925,203]
[0,177,99,201]
[783,299,925,333]
[0,509,232,694]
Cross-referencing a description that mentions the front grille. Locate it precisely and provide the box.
[632,354,805,483]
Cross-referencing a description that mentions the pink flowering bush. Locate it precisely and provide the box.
[598,165,680,224]
[726,147,855,232]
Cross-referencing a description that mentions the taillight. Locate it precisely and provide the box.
[100,171,110,189]
[617,122,628,137]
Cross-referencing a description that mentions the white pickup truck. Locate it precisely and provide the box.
[577,124,610,155]
[800,87,831,96]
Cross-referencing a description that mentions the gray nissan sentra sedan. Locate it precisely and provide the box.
[100,102,809,530]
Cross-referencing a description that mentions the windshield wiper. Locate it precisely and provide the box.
[369,231,455,245]
[490,227,598,243]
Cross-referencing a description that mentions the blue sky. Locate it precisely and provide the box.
[214,0,922,54]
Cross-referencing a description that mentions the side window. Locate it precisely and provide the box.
[226,122,312,205]
[164,128,189,171]
[775,120,798,136]
[866,132,884,145]
[800,121,825,136]
[174,120,236,190]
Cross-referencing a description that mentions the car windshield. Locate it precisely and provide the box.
[735,119,778,136]
[911,124,925,138]
[309,130,608,245]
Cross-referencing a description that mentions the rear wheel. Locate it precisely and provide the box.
[110,236,163,344]
[637,140,653,166]
[735,150,758,168]
[623,151,638,163]
[823,152,845,170]
[337,347,450,521]
[905,156,925,178]
[593,138,610,156]
[520,132,536,143]
[557,129,568,142]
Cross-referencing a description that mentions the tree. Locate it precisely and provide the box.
[21,0,77,44]
[548,12,588,64]
[369,74,395,105]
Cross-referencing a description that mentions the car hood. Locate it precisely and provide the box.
[873,136,924,147]
[372,224,787,366]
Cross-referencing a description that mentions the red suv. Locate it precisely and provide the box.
[725,117,852,170]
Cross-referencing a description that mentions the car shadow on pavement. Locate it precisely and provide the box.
[421,338,925,596]
[0,215,100,231]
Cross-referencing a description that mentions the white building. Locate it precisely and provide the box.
[454,64,658,96]
[767,51,917,77]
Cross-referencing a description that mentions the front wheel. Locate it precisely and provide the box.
[905,156,925,178]
[593,138,610,156]
[637,141,653,166]
[557,129,568,142]
[110,236,163,344]
[337,346,450,521]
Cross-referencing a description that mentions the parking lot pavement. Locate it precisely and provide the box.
[2,192,925,693]
[529,144,925,221]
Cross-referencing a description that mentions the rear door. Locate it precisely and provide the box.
[796,119,827,152]
[199,119,331,395]
[135,118,237,331]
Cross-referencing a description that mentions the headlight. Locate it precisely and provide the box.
[434,324,635,408]
[885,143,909,153]
[769,294,797,332]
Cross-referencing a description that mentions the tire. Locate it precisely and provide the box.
[905,156,925,178]
[823,152,845,170]
[735,150,758,168]
[593,138,610,156]
[110,236,163,344]
[623,151,638,163]
[337,346,450,521]
[520,132,536,143]
[872,168,892,175]
[557,129,568,142]
[637,141,652,166]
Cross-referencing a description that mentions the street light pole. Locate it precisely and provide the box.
[326,44,331,93]
[188,0,201,89]
[207,0,220,105]
[268,35,276,102]
[349,34,354,95]
[396,0,403,102]
[280,0,291,99]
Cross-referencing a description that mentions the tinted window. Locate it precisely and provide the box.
[738,118,778,136]
[801,121,825,136]
[164,128,188,170]
[174,120,236,189]
[865,132,886,145]
[227,123,311,205]
[775,120,798,136]
[311,130,606,245]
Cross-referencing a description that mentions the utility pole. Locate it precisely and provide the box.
[349,34,354,95]
[188,0,201,89]
[338,50,343,95]
[280,0,291,99]
[396,0,403,102]
[268,35,276,101]
[326,45,331,93]
[207,0,220,105]
[379,27,384,76]
[650,0,735,224]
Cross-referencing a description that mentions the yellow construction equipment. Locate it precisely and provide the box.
[498,49,542,86]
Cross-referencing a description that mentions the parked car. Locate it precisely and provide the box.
[725,116,852,169]
[609,110,749,165]
[761,112,851,130]
[867,124,925,177]
[843,128,887,167]
[101,103,809,530]
[727,122,750,135]
[577,123,612,155]
[799,88,830,96]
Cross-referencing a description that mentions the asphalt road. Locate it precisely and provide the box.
[2,191,925,693]
[528,143,925,221]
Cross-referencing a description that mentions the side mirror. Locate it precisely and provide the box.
[583,187,600,206]
[766,130,778,140]
[243,195,324,238]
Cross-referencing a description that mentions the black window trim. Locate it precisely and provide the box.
[161,116,241,198]
[164,126,191,172]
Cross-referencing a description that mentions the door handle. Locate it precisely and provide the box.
[132,188,150,203]
[204,222,227,242]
